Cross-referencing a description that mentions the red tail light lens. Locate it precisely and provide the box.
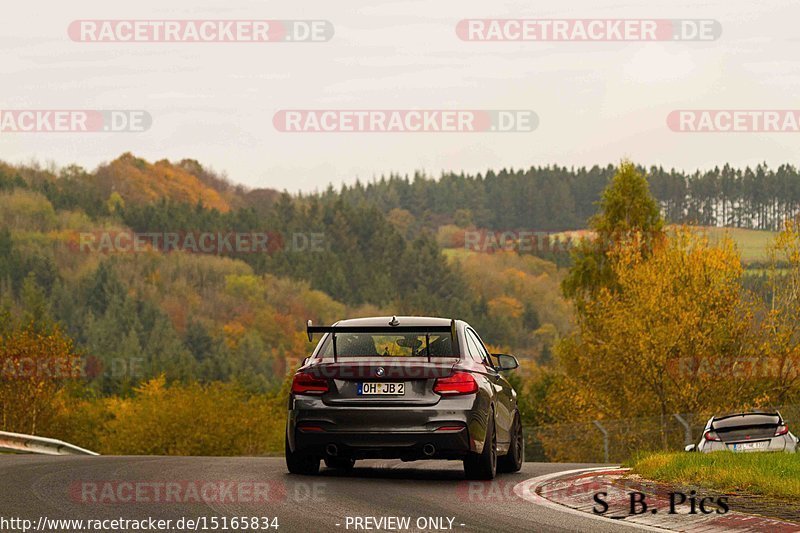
[291,372,328,395]
[297,423,325,432]
[436,425,466,432]
[704,430,720,442]
[434,372,478,396]
[776,424,789,436]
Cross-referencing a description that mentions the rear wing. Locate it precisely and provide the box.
[714,411,781,422]
[306,318,457,362]
[711,411,783,431]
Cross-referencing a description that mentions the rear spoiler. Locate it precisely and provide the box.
[306,318,458,362]
[714,411,780,422]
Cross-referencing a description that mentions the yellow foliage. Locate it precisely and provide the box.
[488,296,524,320]
[91,377,287,455]
[0,190,58,231]
[222,321,246,348]
[0,324,82,435]
[553,228,753,425]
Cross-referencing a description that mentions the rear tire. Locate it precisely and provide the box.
[324,457,356,471]
[285,433,320,475]
[497,414,524,473]
[464,417,497,480]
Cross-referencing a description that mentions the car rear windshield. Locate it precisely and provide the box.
[712,414,780,429]
[318,332,454,357]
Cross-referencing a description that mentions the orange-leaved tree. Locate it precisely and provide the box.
[549,229,756,455]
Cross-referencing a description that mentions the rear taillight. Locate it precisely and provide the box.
[776,424,789,436]
[704,430,720,442]
[291,372,328,395]
[433,372,478,396]
[297,423,325,432]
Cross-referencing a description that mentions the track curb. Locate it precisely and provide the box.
[514,466,800,532]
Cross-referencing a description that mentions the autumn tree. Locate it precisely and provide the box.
[552,230,755,438]
[757,220,800,405]
[562,161,664,306]
[0,323,82,434]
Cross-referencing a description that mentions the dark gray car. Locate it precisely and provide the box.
[285,316,524,479]
[686,411,798,453]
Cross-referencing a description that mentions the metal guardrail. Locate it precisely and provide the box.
[0,431,98,456]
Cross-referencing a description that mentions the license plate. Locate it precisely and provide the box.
[731,441,769,451]
[358,382,405,395]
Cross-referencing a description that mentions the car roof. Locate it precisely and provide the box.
[333,316,456,327]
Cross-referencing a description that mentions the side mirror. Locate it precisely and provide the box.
[301,357,310,366]
[493,354,519,371]
[684,444,696,452]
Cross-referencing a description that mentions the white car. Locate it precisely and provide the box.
[686,411,798,453]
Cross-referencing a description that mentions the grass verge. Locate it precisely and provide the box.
[626,452,800,500]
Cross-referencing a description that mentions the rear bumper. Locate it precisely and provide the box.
[287,394,487,459]
[699,436,797,453]
[292,427,471,460]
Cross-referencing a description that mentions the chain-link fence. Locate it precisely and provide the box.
[524,404,800,463]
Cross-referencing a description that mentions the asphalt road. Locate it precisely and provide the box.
[0,456,645,533]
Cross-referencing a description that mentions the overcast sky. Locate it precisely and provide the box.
[1,0,798,192]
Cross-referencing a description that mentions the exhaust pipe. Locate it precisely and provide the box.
[422,443,436,457]
[325,443,338,457]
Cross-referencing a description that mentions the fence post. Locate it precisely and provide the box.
[593,420,609,463]
[673,413,692,446]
